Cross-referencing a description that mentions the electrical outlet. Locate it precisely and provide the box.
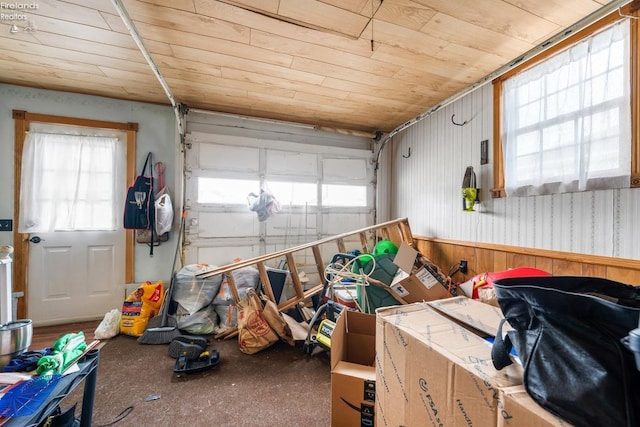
[0,219,12,232]
[459,259,468,274]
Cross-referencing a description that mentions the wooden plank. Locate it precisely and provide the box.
[117,0,252,44]
[277,0,370,38]
[415,0,561,43]
[257,262,275,302]
[285,253,305,299]
[170,45,324,85]
[421,12,536,59]
[312,245,326,288]
[249,29,402,77]
[551,259,582,275]
[535,257,554,274]
[359,232,370,253]
[421,237,640,272]
[606,266,640,284]
[375,1,436,31]
[583,263,606,278]
[12,113,29,320]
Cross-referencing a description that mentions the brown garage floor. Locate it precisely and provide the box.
[35,321,332,427]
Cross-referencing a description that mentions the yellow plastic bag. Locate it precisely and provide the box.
[120,281,164,337]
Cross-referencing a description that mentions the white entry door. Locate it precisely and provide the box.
[21,126,127,326]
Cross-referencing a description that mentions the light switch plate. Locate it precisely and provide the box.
[480,140,489,165]
[0,219,12,232]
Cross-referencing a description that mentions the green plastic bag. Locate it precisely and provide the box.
[37,332,87,376]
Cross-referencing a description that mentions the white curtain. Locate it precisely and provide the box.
[502,20,631,196]
[19,132,119,233]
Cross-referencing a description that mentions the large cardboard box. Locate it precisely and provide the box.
[427,296,508,336]
[331,309,377,427]
[389,242,450,303]
[499,386,574,427]
[375,299,523,427]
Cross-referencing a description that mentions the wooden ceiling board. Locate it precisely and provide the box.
[435,43,509,73]
[276,0,371,38]
[320,0,372,15]
[30,30,151,61]
[224,68,352,100]
[120,0,251,44]
[163,67,299,99]
[194,0,379,56]
[170,45,325,85]
[320,76,443,105]
[27,13,138,49]
[503,0,605,27]
[374,1,437,31]
[0,0,615,133]
[0,57,159,99]
[248,30,401,78]
[3,37,151,74]
[35,0,112,29]
[413,0,561,43]
[217,0,281,15]
[5,49,106,76]
[130,22,295,68]
[366,19,450,55]
[420,13,536,60]
[371,44,483,83]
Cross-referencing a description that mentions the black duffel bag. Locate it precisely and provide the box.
[491,276,640,427]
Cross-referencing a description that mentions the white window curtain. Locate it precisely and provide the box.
[19,132,119,233]
[502,20,631,196]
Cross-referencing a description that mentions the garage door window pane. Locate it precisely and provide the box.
[267,181,317,206]
[198,178,260,204]
[322,184,367,207]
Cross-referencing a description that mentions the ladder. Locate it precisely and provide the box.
[196,217,414,332]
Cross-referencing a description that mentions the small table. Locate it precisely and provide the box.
[2,349,100,427]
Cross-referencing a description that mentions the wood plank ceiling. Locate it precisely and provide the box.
[0,0,611,133]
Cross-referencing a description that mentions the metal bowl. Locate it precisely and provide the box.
[0,319,33,369]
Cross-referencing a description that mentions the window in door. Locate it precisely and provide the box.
[19,132,121,232]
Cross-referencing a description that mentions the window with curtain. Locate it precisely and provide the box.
[501,19,631,197]
[19,132,119,232]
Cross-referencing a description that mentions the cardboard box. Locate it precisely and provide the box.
[499,386,574,427]
[428,296,510,336]
[390,242,450,303]
[375,300,523,427]
[331,309,377,427]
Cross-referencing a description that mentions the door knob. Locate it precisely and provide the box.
[29,236,42,244]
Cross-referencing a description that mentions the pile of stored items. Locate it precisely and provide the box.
[108,217,640,427]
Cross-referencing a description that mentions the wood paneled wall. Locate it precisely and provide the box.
[416,236,640,285]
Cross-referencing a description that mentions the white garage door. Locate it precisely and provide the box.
[183,113,375,269]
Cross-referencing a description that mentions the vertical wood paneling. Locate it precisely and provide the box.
[420,238,640,286]
[388,82,640,260]
[535,257,553,273]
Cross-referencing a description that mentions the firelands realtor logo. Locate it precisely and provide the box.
[1,2,38,33]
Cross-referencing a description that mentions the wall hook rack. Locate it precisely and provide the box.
[451,114,468,127]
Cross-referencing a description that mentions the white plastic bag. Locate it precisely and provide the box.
[247,187,280,221]
[94,309,121,339]
[155,190,173,235]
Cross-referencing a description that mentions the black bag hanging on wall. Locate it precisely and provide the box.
[123,152,155,255]
[491,276,640,427]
